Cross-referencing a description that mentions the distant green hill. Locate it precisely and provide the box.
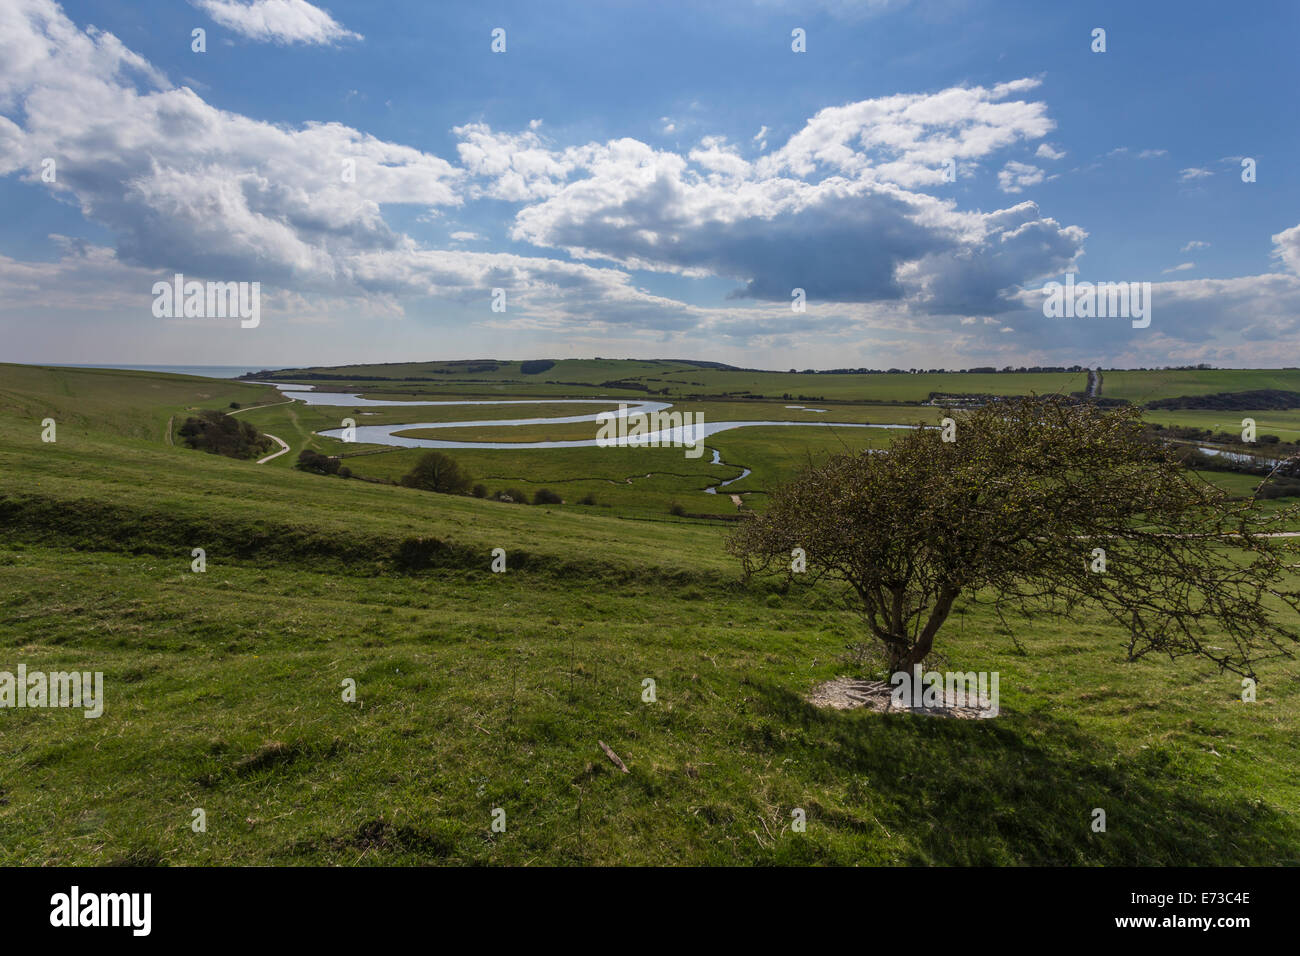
[242,359,1300,406]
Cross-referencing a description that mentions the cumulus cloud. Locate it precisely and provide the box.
[502,137,1083,312]
[1179,167,1214,181]
[194,0,361,46]
[460,81,1082,314]
[4,0,455,292]
[1035,143,1065,160]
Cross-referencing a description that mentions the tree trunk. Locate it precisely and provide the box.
[892,587,960,672]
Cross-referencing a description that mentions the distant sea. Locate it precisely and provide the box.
[43,364,269,379]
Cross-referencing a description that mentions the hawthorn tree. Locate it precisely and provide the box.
[401,451,472,495]
[728,396,1300,677]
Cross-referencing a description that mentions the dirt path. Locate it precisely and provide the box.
[227,397,294,416]
[257,434,290,464]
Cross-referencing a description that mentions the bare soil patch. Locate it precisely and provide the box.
[808,676,993,719]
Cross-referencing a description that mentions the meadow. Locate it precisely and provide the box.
[1,362,1298,865]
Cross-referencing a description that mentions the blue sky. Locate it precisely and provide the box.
[1,0,1297,369]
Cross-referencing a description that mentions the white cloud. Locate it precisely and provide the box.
[0,0,658,325]
[1108,147,1165,160]
[0,7,1086,337]
[194,0,361,46]
[1035,143,1065,160]
[1162,262,1195,274]
[455,123,598,201]
[755,77,1054,188]
[1271,223,1300,275]
[688,135,751,181]
[1181,240,1210,253]
[11,0,1300,364]
[1179,167,1214,181]
[997,160,1044,193]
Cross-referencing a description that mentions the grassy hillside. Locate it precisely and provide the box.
[0,363,276,444]
[2,363,1298,865]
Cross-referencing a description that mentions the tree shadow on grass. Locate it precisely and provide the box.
[751,681,1298,865]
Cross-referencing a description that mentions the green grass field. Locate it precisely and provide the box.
[2,362,1298,865]
[247,359,1300,406]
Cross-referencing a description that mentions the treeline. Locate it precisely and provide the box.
[1148,422,1296,451]
[1146,389,1300,411]
[785,365,1091,374]
[927,392,1128,407]
[398,451,585,505]
[1153,425,1300,495]
[297,448,595,506]
[177,410,272,460]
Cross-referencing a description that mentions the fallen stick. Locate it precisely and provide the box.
[598,740,630,774]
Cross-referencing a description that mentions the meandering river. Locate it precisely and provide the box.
[249,383,1289,494]
[254,383,914,451]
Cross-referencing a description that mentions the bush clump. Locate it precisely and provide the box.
[296,448,340,475]
[400,451,472,495]
[178,409,271,459]
[533,488,562,505]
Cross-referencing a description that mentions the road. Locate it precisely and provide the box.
[257,434,289,464]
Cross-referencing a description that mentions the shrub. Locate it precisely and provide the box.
[1258,478,1300,499]
[533,488,562,505]
[669,502,686,517]
[400,451,472,495]
[472,484,488,498]
[578,493,597,506]
[296,448,340,475]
